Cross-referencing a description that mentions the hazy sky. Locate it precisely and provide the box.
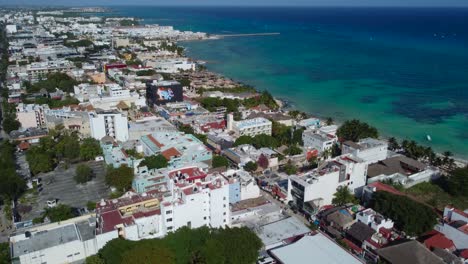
[2,0,468,7]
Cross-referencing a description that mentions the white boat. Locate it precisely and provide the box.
[426,135,432,141]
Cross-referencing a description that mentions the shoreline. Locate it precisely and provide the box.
[136,15,467,165]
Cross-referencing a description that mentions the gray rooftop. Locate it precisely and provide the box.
[256,217,310,247]
[12,224,79,258]
[269,232,363,264]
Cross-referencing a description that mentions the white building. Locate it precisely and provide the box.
[26,60,74,82]
[89,110,129,142]
[356,208,394,231]
[288,154,367,214]
[16,104,49,129]
[302,129,337,153]
[223,169,261,203]
[10,171,230,264]
[342,138,388,164]
[436,207,468,250]
[367,155,440,188]
[6,24,17,34]
[145,58,196,73]
[10,215,102,264]
[227,114,272,137]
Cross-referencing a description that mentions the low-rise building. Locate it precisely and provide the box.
[16,103,49,129]
[436,206,468,250]
[302,129,337,153]
[356,208,394,232]
[222,169,261,204]
[287,155,368,215]
[140,131,212,168]
[367,155,440,188]
[268,232,363,264]
[227,114,272,137]
[342,138,388,164]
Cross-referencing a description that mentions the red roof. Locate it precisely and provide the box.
[147,134,164,148]
[460,249,468,259]
[161,147,181,160]
[342,238,363,253]
[18,141,30,151]
[424,231,455,251]
[367,182,403,196]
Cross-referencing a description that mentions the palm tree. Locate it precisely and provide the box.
[388,137,399,151]
[325,117,333,126]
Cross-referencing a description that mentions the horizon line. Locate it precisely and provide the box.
[2,4,468,8]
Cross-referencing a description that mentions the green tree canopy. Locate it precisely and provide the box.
[105,165,134,192]
[44,204,74,223]
[370,191,437,236]
[139,154,168,170]
[212,155,229,168]
[336,119,379,142]
[244,161,258,172]
[75,164,93,184]
[26,145,55,175]
[96,226,262,264]
[0,142,26,200]
[80,138,103,161]
[332,186,358,206]
[446,166,468,197]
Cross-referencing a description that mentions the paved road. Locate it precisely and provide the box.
[19,161,111,223]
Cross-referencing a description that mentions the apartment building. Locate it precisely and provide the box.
[140,131,212,168]
[302,129,338,153]
[342,138,389,164]
[15,103,49,129]
[89,110,129,142]
[227,114,272,137]
[288,154,368,215]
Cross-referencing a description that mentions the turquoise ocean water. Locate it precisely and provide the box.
[114,6,468,157]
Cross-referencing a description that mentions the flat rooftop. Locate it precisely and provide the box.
[269,232,363,264]
[257,217,310,247]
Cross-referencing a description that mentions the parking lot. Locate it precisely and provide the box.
[18,161,111,222]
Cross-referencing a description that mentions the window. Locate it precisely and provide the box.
[223,204,226,208]
[167,227,173,231]
[223,197,226,200]
[165,210,172,214]
[167,218,173,222]
[74,252,80,256]
[204,216,207,220]
[223,212,226,215]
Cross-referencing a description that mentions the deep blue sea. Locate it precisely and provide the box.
[114,6,468,157]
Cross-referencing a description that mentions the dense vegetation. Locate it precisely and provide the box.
[0,242,10,264]
[25,72,79,93]
[336,119,379,142]
[370,191,437,236]
[26,132,102,175]
[34,204,75,224]
[272,121,303,146]
[88,226,262,264]
[105,165,134,192]
[244,161,258,172]
[0,142,26,202]
[1,101,21,133]
[119,19,139,27]
[75,164,94,184]
[139,154,168,170]
[200,91,278,113]
[22,95,80,108]
[233,134,279,149]
[332,186,358,206]
[212,155,229,168]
